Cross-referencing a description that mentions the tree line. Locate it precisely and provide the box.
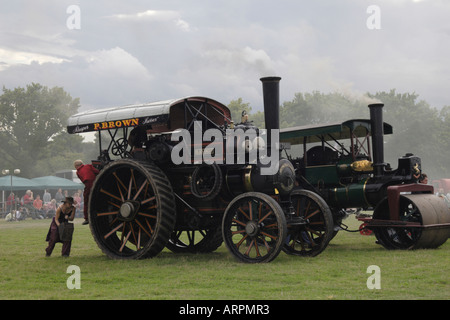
[0,83,97,178]
[1,83,448,180]
[229,90,450,180]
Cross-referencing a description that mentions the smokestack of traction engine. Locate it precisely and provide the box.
[368,103,385,177]
[259,76,295,196]
[260,76,281,153]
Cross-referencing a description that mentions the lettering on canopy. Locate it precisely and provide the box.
[93,118,139,131]
[67,114,170,134]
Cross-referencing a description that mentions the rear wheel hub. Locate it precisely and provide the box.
[119,201,139,221]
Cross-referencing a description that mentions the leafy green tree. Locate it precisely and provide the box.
[437,105,450,177]
[279,91,365,128]
[231,88,448,179]
[368,90,443,178]
[0,83,80,177]
[439,106,450,150]
[249,110,265,128]
[34,132,98,176]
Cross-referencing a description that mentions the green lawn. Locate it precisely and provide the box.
[0,216,448,300]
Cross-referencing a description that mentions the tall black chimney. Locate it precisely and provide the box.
[368,103,385,177]
[260,76,281,132]
[260,77,281,157]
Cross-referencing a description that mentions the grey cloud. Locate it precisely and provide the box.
[1,0,449,113]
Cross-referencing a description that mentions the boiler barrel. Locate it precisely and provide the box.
[328,179,371,208]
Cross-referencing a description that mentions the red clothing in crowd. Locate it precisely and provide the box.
[76,164,99,220]
[23,194,32,205]
[33,198,43,210]
[6,194,15,207]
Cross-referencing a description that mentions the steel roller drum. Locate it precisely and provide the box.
[373,193,450,250]
[403,194,450,248]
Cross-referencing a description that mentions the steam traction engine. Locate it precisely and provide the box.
[67,77,334,263]
[280,103,450,249]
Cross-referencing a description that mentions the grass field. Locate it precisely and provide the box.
[0,216,448,300]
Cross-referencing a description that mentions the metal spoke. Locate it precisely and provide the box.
[127,173,133,200]
[100,188,122,202]
[97,211,119,217]
[232,218,246,227]
[305,209,320,220]
[258,210,273,224]
[119,230,132,252]
[133,181,148,201]
[113,172,127,194]
[238,207,251,221]
[141,196,156,205]
[137,212,156,219]
[104,223,124,239]
[134,219,152,238]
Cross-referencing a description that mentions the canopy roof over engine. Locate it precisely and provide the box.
[67,96,232,134]
[280,119,393,145]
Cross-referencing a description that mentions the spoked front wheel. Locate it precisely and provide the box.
[283,189,333,257]
[222,192,287,263]
[88,160,176,259]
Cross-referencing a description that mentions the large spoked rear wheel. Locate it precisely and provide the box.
[222,192,287,263]
[89,160,176,259]
[282,189,333,257]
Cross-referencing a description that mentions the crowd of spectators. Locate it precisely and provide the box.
[3,188,84,221]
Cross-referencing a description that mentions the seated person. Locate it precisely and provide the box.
[128,126,148,160]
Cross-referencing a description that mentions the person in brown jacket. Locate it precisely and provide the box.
[45,197,76,257]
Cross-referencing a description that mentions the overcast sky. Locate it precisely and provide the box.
[1,0,449,113]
